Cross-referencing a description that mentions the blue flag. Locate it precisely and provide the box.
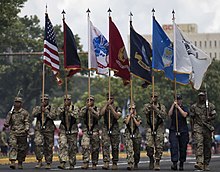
[130,24,152,84]
[152,16,189,84]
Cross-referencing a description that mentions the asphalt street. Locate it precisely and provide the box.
[0,155,220,171]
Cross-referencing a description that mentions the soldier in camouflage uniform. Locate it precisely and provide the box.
[190,90,216,171]
[124,103,142,170]
[4,97,30,169]
[57,94,79,169]
[100,93,122,170]
[80,95,100,170]
[143,92,167,170]
[32,94,57,169]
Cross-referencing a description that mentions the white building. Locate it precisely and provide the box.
[144,23,220,60]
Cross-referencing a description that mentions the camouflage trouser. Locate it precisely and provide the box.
[102,128,120,163]
[9,133,28,162]
[34,130,54,164]
[194,127,212,165]
[146,128,164,160]
[58,132,77,166]
[124,132,141,164]
[81,131,100,165]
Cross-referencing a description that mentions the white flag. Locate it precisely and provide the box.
[174,22,212,90]
[89,21,109,75]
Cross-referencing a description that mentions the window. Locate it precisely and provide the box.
[200,41,202,48]
[214,40,217,48]
[204,41,207,48]
[210,41,212,48]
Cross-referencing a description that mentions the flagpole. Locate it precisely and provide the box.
[151,8,155,137]
[129,12,134,138]
[172,10,179,136]
[87,8,91,133]
[108,8,112,134]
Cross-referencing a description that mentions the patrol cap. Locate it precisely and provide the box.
[14,96,23,102]
[41,94,49,100]
[106,93,114,98]
[64,94,71,100]
[177,94,182,100]
[128,103,136,109]
[198,90,206,96]
[87,95,95,101]
[151,92,159,97]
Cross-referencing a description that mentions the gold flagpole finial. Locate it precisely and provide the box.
[107,8,112,17]
[62,10,66,20]
[152,8,155,16]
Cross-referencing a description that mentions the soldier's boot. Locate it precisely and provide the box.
[171,161,177,170]
[58,162,66,169]
[18,161,23,169]
[204,164,210,171]
[35,160,43,168]
[81,162,89,169]
[102,162,109,170]
[134,163,138,169]
[127,163,134,170]
[112,162,118,170]
[9,160,16,169]
[69,165,74,170]
[92,164,97,170]
[149,156,155,170]
[194,162,203,170]
[179,162,184,171]
[45,163,51,169]
[154,160,160,171]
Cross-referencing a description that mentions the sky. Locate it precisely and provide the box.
[19,0,220,51]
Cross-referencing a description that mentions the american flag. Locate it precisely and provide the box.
[44,13,62,85]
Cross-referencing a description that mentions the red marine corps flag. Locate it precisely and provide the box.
[109,16,130,85]
[44,13,62,85]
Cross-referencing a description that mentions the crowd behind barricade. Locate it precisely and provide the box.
[1,90,218,171]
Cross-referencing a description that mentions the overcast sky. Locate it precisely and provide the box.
[19,0,220,51]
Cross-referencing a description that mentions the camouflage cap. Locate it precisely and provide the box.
[106,93,114,98]
[151,92,159,97]
[177,94,182,100]
[14,96,23,102]
[64,94,71,100]
[87,95,95,101]
[128,103,136,109]
[198,90,206,96]
[41,94,49,100]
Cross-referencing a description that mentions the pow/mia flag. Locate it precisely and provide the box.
[130,23,152,85]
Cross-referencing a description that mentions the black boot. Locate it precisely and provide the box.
[179,162,184,171]
[171,161,177,170]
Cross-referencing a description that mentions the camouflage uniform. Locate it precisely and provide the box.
[100,95,122,170]
[4,97,29,169]
[80,96,100,169]
[190,91,216,170]
[143,93,167,170]
[57,94,79,169]
[124,104,142,170]
[32,94,56,168]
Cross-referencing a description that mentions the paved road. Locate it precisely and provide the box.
[1,155,220,171]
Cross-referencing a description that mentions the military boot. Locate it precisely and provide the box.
[58,162,66,169]
[9,160,16,169]
[134,163,138,169]
[81,162,89,169]
[149,156,155,170]
[18,161,23,169]
[45,163,51,169]
[35,160,43,168]
[127,163,134,170]
[154,160,160,171]
[102,162,109,170]
[179,162,184,171]
[69,165,74,170]
[112,162,118,170]
[194,162,203,170]
[92,164,97,170]
[204,164,210,171]
[171,161,177,170]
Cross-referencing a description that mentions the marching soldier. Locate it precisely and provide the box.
[100,93,122,170]
[190,90,216,171]
[168,94,189,171]
[57,94,79,169]
[124,103,142,170]
[143,92,167,170]
[32,94,56,169]
[4,97,30,169]
[80,95,100,170]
